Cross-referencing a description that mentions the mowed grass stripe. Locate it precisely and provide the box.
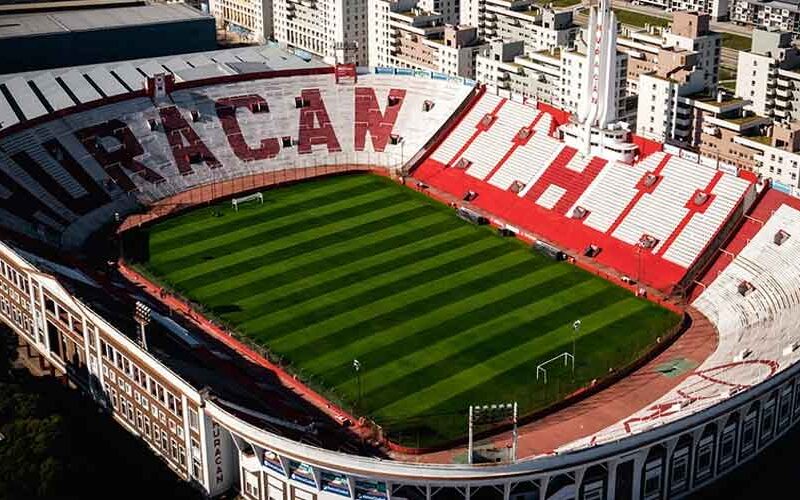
[300,263,572,374]
[140,173,681,445]
[211,227,483,317]
[361,286,630,413]
[374,298,649,418]
[150,175,378,250]
[422,306,676,418]
[193,213,462,303]
[316,270,604,389]
[156,202,434,289]
[239,237,513,338]
[150,188,409,268]
[274,255,557,359]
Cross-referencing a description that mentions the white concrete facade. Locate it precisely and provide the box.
[273,0,368,64]
[209,0,272,42]
[369,0,483,78]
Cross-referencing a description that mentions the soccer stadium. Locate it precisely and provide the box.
[2,17,800,500]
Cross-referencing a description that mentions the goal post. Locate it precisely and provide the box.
[232,192,263,211]
[536,352,575,384]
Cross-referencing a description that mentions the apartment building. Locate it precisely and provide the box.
[210,0,272,42]
[273,0,368,64]
[736,29,800,121]
[474,36,628,117]
[694,93,770,170]
[635,12,722,144]
[369,0,484,77]
[618,25,667,95]
[462,0,578,52]
[475,40,563,103]
[636,0,730,20]
[733,121,800,191]
[731,0,800,35]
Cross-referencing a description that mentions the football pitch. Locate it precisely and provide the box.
[137,173,681,445]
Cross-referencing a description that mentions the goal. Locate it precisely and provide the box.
[232,192,263,211]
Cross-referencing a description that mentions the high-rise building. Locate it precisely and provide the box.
[368,0,483,77]
[634,11,721,146]
[273,0,368,64]
[209,0,272,42]
[462,0,578,51]
[736,30,800,121]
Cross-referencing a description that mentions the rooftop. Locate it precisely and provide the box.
[0,3,210,39]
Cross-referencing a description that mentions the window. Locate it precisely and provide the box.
[245,471,260,497]
[189,408,199,431]
[144,417,152,438]
[171,439,179,460]
[191,439,203,481]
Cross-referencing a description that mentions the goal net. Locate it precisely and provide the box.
[232,192,263,211]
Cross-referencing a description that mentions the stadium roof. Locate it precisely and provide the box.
[0,45,327,127]
[0,3,209,39]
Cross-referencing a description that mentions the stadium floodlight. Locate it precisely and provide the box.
[468,401,517,464]
[134,301,151,351]
[353,359,362,409]
[572,319,581,374]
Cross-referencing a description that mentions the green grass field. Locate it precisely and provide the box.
[138,174,680,446]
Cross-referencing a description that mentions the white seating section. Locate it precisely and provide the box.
[569,158,646,233]
[695,204,800,334]
[612,156,715,252]
[492,135,564,192]
[460,101,536,180]
[0,73,471,245]
[429,93,501,165]
[662,173,752,267]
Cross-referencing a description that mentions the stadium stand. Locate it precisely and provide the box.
[5,54,800,499]
[0,71,472,247]
[413,92,756,293]
[566,189,800,450]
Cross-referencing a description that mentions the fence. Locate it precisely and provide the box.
[120,163,396,232]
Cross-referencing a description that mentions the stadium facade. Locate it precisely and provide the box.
[1,26,800,500]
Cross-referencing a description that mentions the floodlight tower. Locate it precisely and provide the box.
[572,319,581,374]
[353,359,362,409]
[134,301,152,351]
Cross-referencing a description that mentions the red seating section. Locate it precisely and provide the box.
[354,87,406,152]
[215,94,280,162]
[159,106,221,175]
[414,155,687,291]
[524,147,599,215]
[298,89,342,154]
